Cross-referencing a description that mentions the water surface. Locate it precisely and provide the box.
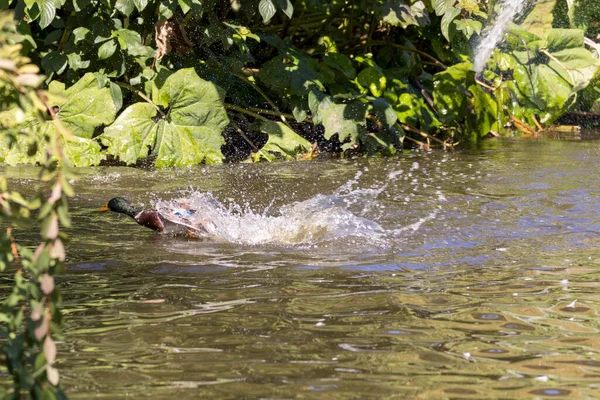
[3,137,600,398]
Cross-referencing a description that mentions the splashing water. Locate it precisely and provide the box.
[473,0,529,75]
[151,168,444,247]
[154,189,386,246]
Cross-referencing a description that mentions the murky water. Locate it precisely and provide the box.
[4,137,600,398]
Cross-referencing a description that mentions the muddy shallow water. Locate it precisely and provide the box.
[3,137,600,398]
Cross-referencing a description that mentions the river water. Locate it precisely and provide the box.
[3,137,600,398]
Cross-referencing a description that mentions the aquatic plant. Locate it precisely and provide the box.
[0,0,597,164]
[0,11,69,398]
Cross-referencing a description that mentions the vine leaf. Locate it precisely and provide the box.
[101,68,229,167]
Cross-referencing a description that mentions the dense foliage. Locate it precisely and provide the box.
[0,0,599,167]
[0,11,69,399]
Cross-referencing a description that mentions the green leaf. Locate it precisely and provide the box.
[466,84,497,140]
[258,53,324,97]
[276,0,293,19]
[100,103,158,164]
[454,18,482,39]
[66,52,90,71]
[433,0,455,16]
[98,39,117,60]
[440,6,460,41]
[432,62,470,124]
[115,0,135,16]
[109,82,123,111]
[72,27,90,43]
[254,120,311,161]
[102,68,229,167]
[3,73,115,166]
[319,100,368,144]
[115,29,154,58]
[378,0,430,28]
[372,97,397,128]
[357,67,386,97]
[545,29,584,52]
[258,0,277,23]
[60,131,105,167]
[48,73,117,139]
[324,52,355,79]
[34,0,63,29]
[41,50,67,74]
[133,0,148,11]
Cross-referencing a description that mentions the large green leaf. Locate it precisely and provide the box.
[253,120,311,161]
[11,73,115,166]
[1,73,114,166]
[47,73,117,139]
[102,68,229,167]
[504,28,600,123]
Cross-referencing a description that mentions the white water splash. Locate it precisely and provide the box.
[154,190,385,246]
[473,0,529,75]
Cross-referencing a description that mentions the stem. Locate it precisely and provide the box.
[225,103,272,122]
[400,123,448,147]
[115,82,166,118]
[230,119,259,151]
[404,135,429,148]
[246,106,295,120]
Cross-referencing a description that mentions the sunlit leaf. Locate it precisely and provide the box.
[254,120,311,161]
[258,0,277,23]
[440,6,460,41]
[102,68,229,167]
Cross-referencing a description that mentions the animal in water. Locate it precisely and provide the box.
[100,197,210,236]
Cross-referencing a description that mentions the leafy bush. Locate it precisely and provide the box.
[0,0,598,167]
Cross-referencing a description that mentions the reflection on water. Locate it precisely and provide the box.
[3,138,600,398]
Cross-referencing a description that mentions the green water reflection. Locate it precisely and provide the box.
[3,138,600,398]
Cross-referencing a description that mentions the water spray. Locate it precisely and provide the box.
[473,0,531,76]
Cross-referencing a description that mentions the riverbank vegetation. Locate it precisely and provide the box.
[1,0,599,167]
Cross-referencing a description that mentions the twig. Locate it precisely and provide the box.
[531,115,544,131]
[245,106,295,120]
[404,135,429,149]
[400,123,448,147]
[114,82,166,118]
[229,119,259,151]
[511,116,537,135]
[225,103,272,122]
[7,226,19,261]
[475,79,495,91]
